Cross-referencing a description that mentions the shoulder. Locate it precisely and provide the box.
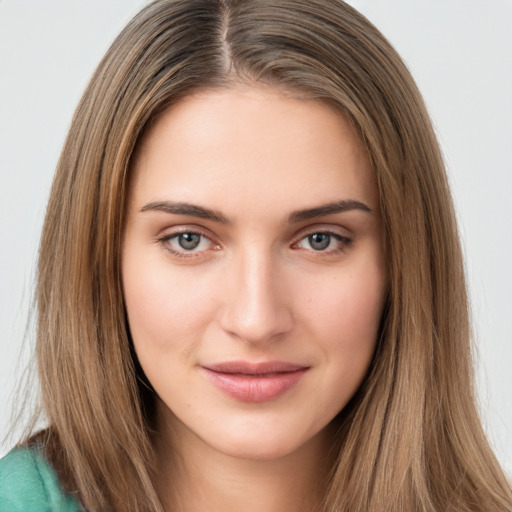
[0,445,82,512]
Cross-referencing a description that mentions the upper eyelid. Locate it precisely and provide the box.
[157,224,215,240]
[293,224,352,240]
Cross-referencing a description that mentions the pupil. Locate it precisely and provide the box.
[179,233,201,250]
[309,233,330,250]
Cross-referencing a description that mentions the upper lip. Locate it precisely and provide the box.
[203,361,309,375]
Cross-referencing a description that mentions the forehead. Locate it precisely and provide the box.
[129,86,377,219]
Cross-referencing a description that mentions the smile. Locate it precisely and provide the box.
[201,361,309,403]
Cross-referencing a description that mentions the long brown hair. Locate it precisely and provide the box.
[28,0,512,510]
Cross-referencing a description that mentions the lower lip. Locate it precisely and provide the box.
[202,368,308,403]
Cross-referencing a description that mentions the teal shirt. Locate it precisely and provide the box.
[0,446,81,511]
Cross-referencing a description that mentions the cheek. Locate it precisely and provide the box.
[307,262,385,341]
[302,258,386,389]
[122,249,214,355]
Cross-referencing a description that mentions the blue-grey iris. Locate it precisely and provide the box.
[309,233,330,250]
[179,233,201,250]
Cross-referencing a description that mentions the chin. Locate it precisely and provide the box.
[213,435,304,461]
[203,419,329,462]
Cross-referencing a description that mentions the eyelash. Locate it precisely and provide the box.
[158,229,217,259]
[294,230,353,255]
[157,228,353,258]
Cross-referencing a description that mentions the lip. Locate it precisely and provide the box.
[201,361,309,403]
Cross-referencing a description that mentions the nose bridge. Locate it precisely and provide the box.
[219,243,292,343]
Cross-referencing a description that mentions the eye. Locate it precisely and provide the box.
[295,231,352,253]
[174,233,202,250]
[159,230,217,257]
[305,233,331,251]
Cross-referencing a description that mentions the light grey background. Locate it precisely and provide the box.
[1,0,511,475]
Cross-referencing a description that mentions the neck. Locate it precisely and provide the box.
[153,410,335,512]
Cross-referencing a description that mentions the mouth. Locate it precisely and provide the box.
[201,361,309,402]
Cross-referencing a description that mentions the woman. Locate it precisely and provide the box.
[1,0,510,511]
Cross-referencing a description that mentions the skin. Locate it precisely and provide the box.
[122,85,387,512]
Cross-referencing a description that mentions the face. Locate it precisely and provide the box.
[122,86,386,461]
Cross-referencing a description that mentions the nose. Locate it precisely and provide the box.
[218,248,293,344]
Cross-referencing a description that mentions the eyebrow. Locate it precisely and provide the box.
[140,199,373,224]
[288,200,373,222]
[140,201,230,223]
